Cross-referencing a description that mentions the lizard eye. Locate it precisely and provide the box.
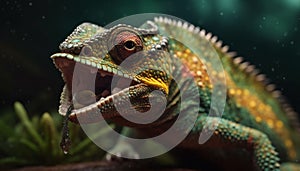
[124,40,136,51]
[109,30,143,64]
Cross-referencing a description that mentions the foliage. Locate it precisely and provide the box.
[0,102,108,168]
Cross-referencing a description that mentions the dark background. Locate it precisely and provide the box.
[1,0,299,117]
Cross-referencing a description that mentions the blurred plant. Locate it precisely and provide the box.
[0,102,111,168]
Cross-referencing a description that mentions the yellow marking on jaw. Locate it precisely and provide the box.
[136,76,169,94]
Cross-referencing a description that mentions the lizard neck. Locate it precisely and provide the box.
[141,57,211,131]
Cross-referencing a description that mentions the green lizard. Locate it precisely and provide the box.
[51,16,300,171]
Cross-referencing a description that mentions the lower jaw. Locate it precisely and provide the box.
[66,83,150,124]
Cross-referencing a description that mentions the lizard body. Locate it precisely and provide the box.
[51,17,300,171]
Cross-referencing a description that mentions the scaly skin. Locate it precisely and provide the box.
[51,17,300,171]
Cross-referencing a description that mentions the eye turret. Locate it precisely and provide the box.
[109,30,143,64]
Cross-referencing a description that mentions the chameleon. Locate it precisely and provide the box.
[51,16,300,171]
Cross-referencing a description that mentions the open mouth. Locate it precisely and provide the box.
[51,53,142,123]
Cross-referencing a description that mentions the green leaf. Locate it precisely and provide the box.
[40,112,59,157]
[14,102,45,150]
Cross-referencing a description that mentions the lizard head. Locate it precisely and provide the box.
[51,21,173,126]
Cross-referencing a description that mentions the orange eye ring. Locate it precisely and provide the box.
[109,30,143,64]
